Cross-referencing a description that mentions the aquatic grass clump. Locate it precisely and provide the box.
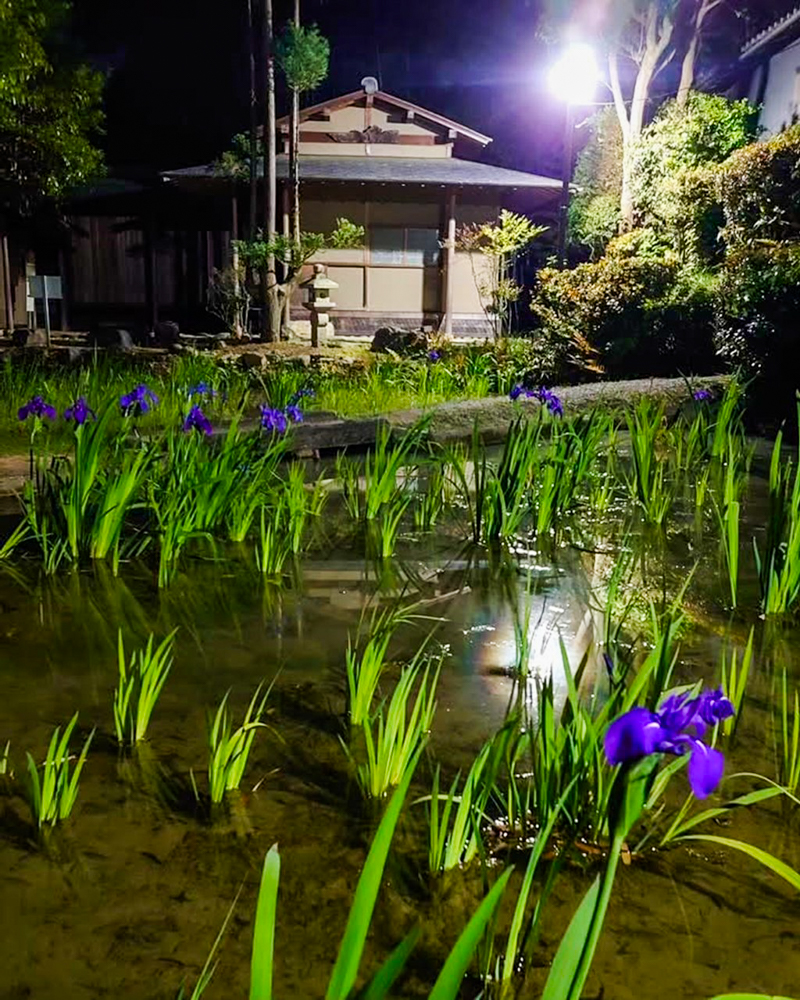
[255,505,293,577]
[425,741,493,872]
[183,760,512,1000]
[352,657,440,799]
[345,610,395,728]
[754,420,800,616]
[624,400,674,525]
[24,713,94,829]
[205,681,275,805]
[113,629,178,746]
[778,670,800,797]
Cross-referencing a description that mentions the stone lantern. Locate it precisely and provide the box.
[301,263,338,347]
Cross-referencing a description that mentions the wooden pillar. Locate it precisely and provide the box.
[58,248,71,331]
[443,190,457,337]
[1,233,13,333]
[144,215,159,331]
[282,185,291,335]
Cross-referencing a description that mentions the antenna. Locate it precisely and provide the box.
[361,76,379,95]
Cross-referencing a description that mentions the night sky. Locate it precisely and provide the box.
[70,0,760,181]
[70,0,566,178]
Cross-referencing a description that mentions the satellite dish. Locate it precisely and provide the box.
[361,76,379,95]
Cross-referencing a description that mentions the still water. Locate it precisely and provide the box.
[0,478,799,999]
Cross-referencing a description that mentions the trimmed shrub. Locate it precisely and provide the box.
[714,243,800,417]
[720,123,800,249]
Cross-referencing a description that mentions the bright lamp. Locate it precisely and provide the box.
[548,43,599,105]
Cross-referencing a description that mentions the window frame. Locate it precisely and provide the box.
[368,225,441,268]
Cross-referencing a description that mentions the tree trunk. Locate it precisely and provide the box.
[677,0,719,109]
[290,0,301,245]
[1,232,13,333]
[261,0,278,341]
[247,0,258,241]
[614,2,675,229]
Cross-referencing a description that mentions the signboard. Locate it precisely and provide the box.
[28,275,63,300]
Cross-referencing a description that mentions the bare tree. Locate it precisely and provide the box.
[608,1,678,228]
[262,0,278,340]
[676,0,725,107]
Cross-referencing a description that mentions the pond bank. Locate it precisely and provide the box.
[0,375,729,501]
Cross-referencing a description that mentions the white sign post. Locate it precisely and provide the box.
[28,276,63,349]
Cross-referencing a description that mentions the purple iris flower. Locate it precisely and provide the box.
[18,396,57,421]
[64,397,96,425]
[509,384,564,417]
[693,388,713,402]
[260,405,288,433]
[285,404,304,424]
[604,687,734,799]
[428,350,441,362]
[288,387,315,406]
[183,405,213,436]
[120,384,159,416]
[187,382,217,399]
[534,387,564,418]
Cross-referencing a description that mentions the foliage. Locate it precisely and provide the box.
[207,264,250,335]
[569,193,620,260]
[714,243,800,417]
[234,218,363,324]
[205,682,273,805]
[24,712,94,829]
[275,23,330,93]
[113,629,178,746]
[0,0,105,218]
[753,421,800,616]
[569,107,624,257]
[212,132,252,180]
[719,122,800,250]
[352,657,440,799]
[631,93,757,264]
[456,210,546,338]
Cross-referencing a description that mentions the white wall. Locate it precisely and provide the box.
[760,37,800,136]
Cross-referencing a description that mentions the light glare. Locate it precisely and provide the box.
[548,43,599,105]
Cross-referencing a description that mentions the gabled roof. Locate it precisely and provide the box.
[741,5,800,58]
[163,155,560,191]
[276,88,492,147]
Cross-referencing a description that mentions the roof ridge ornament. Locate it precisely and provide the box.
[361,76,379,95]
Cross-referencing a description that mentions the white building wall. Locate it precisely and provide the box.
[760,36,800,136]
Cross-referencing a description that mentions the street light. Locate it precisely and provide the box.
[548,43,599,265]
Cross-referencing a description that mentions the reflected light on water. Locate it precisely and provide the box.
[460,569,601,722]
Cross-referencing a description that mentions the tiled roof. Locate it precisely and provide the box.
[741,5,800,58]
[163,155,561,190]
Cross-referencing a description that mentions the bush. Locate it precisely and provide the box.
[720,123,800,249]
[569,107,624,258]
[714,243,800,417]
[631,93,757,266]
[531,253,717,379]
[569,193,620,259]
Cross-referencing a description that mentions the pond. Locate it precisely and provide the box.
[1,390,799,1000]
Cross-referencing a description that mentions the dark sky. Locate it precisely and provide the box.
[71,0,565,178]
[70,0,757,181]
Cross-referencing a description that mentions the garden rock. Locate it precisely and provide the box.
[12,328,48,348]
[89,327,134,352]
[154,320,180,348]
[240,351,267,370]
[370,326,428,355]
